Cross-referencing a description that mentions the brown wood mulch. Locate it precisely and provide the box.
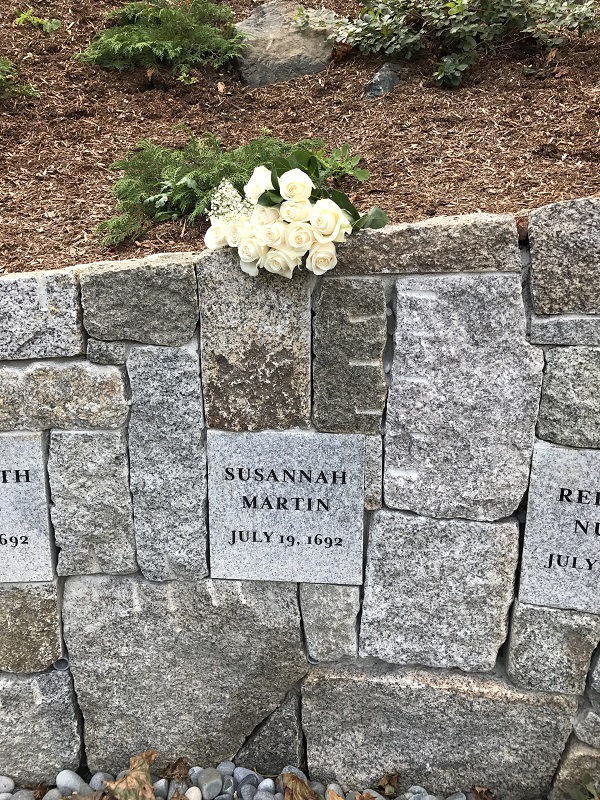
[1,0,599,273]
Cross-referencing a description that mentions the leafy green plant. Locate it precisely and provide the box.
[79,0,245,75]
[15,8,62,32]
[570,772,600,800]
[336,0,600,87]
[0,57,37,100]
[312,143,370,181]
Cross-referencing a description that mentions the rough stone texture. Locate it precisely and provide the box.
[62,575,307,772]
[520,440,600,614]
[550,738,600,800]
[127,344,206,581]
[235,691,303,774]
[335,214,520,275]
[48,431,136,575]
[313,278,387,434]
[384,274,542,520]
[207,430,364,584]
[359,511,518,671]
[237,1,332,87]
[0,362,129,430]
[87,339,128,365]
[573,708,600,749]
[300,584,359,661]
[0,670,81,784]
[79,254,198,345]
[197,249,311,431]
[365,64,400,99]
[302,663,577,799]
[364,435,382,510]
[507,600,600,694]
[0,269,83,360]
[529,198,600,314]
[538,347,600,448]
[590,652,600,695]
[529,314,600,346]
[0,432,54,582]
[0,583,62,672]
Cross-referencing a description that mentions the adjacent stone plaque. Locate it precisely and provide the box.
[207,431,365,584]
[0,432,53,582]
[520,440,600,613]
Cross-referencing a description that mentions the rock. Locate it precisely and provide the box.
[254,792,274,800]
[42,790,63,800]
[538,347,600,447]
[87,339,128,365]
[238,776,260,790]
[335,214,520,275]
[197,249,311,431]
[529,197,600,314]
[185,789,202,800]
[154,779,169,798]
[235,691,303,775]
[0,794,14,800]
[302,663,576,798]
[0,582,62,672]
[78,253,198,345]
[507,599,600,693]
[361,792,383,800]
[384,273,543,520]
[445,794,466,800]
[0,433,54,582]
[0,671,80,784]
[573,707,600,749]
[326,785,344,798]
[299,584,360,661]
[549,738,600,800]
[0,268,84,360]
[236,1,333,87]
[48,431,136,575]
[222,776,235,794]
[62,575,307,772]
[520,440,600,613]
[313,278,387,434]
[116,771,128,781]
[364,436,383,511]
[281,767,308,784]
[257,781,275,793]
[168,782,189,800]
[56,771,93,797]
[127,344,207,581]
[240,786,257,800]
[12,792,36,800]
[90,773,115,792]
[216,794,234,800]
[0,778,14,794]
[529,314,600,346]
[197,769,223,800]
[309,784,326,797]
[364,64,401,99]
[359,511,518,670]
[234,769,257,784]
[217,763,235,778]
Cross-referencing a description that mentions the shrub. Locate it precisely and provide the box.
[0,57,37,100]
[335,0,600,87]
[15,9,62,33]
[79,0,245,74]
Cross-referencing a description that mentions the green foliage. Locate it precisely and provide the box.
[0,57,37,100]
[15,8,62,32]
[312,143,370,182]
[79,0,245,74]
[570,772,600,800]
[336,0,600,87]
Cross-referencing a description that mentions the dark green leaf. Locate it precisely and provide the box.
[353,206,389,231]
[329,189,360,221]
[257,190,282,207]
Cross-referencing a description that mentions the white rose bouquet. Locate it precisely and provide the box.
[204,148,389,279]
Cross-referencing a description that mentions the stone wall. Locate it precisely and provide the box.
[1,197,600,800]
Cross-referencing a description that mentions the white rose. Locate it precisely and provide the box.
[286,222,315,254]
[263,247,302,280]
[306,241,338,275]
[279,168,315,202]
[280,199,313,223]
[239,259,260,277]
[238,235,268,267]
[204,218,228,250]
[255,219,289,248]
[244,166,274,204]
[309,199,353,243]
[250,204,280,227]
[225,218,252,248]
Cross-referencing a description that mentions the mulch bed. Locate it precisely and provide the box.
[1,0,599,273]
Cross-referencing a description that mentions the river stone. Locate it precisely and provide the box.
[549,738,600,800]
[0,269,83,360]
[48,430,136,575]
[365,64,401,99]
[0,583,62,672]
[573,707,600,749]
[62,575,307,772]
[235,691,303,775]
[236,1,333,87]
[313,278,387,434]
[127,344,206,581]
[384,273,542,520]
[538,347,600,448]
[78,253,198,345]
[529,314,600,346]
[335,214,520,275]
[364,436,382,510]
[302,663,576,799]
[529,197,600,314]
[359,511,518,670]
[507,599,600,694]
[0,670,80,784]
[300,584,359,661]
[87,339,128,365]
[197,249,311,431]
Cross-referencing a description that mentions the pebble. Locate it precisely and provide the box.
[310,783,325,797]
[215,795,234,800]
[446,794,467,800]
[116,771,129,781]
[0,779,14,795]
[12,792,36,800]
[254,792,275,800]
[257,780,275,794]
[0,793,14,800]
[281,767,308,784]
[240,785,257,800]
[186,788,202,800]
[154,779,170,799]
[43,790,64,800]
[407,790,428,798]
[326,786,344,799]
[234,769,256,784]
[362,792,383,800]
[222,776,236,795]
[90,773,115,792]
[238,776,260,791]
[56,771,93,797]
[217,763,235,778]
[197,768,223,800]
[274,794,283,800]
[346,793,360,800]
[188,769,203,786]
[168,781,189,800]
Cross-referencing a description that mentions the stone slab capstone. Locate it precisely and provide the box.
[300,584,359,662]
[0,583,62,672]
[235,690,303,774]
[359,511,518,671]
[79,254,199,345]
[529,314,600,346]
[62,575,308,773]
[302,663,577,799]
[384,273,543,520]
[48,431,137,575]
[549,738,600,800]
[197,249,311,430]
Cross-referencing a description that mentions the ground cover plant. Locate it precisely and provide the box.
[15,9,62,33]
[0,56,36,100]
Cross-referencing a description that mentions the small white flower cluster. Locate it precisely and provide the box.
[204,166,353,280]
[209,179,254,221]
